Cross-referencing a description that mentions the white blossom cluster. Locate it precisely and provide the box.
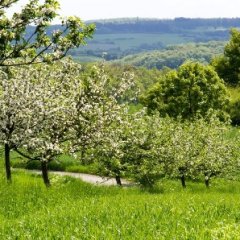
[0,59,81,162]
[95,108,237,187]
[0,59,135,168]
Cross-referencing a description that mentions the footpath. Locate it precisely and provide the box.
[27,170,132,186]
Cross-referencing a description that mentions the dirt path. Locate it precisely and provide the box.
[28,170,132,186]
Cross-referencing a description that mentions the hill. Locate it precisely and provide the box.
[112,41,226,69]
[26,18,240,62]
[71,18,240,61]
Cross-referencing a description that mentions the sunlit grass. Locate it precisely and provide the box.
[1,167,240,239]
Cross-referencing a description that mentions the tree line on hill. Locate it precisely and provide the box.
[114,41,225,69]
[90,18,240,34]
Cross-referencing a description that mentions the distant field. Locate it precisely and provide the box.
[85,33,193,50]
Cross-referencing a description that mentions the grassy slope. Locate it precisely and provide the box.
[1,165,240,239]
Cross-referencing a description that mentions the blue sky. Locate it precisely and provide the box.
[9,0,240,20]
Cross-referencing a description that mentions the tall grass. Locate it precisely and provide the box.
[1,167,240,239]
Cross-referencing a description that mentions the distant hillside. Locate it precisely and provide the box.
[29,18,240,62]
[113,41,226,69]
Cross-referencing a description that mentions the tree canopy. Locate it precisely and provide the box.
[141,61,229,119]
[212,28,240,85]
[0,0,95,66]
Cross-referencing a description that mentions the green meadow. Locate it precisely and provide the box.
[1,162,240,239]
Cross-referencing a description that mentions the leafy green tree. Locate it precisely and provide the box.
[212,28,240,85]
[0,0,95,66]
[96,111,167,187]
[134,114,235,189]
[141,61,229,119]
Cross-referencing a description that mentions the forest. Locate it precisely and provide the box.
[1,1,240,239]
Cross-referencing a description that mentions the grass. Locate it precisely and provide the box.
[1,164,240,239]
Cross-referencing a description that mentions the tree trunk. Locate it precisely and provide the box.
[180,174,186,188]
[41,161,50,187]
[81,149,86,165]
[205,178,210,188]
[4,143,11,182]
[115,175,122,186]
[204,174,210,188]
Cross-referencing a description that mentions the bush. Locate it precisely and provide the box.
[229,99,240,125]
[25,161,41,170]
[11,161,28,169]
[65,164,99,175]
[48,161,66,171]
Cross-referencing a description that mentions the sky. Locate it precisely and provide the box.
[8,0,240,21]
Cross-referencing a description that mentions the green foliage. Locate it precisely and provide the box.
[90,63,166,98]
[130,114,237,187]
[20,160,66,171]
[0,0,95,66]
[95,106,237,188]
[229,99,240,125]
[65,163,99,175]
[25,160,41,170]
[169,117,236,183]
[212,29,240,85]
[128,114,169,187]
[142,61,229,120]
[222,86,240,125]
